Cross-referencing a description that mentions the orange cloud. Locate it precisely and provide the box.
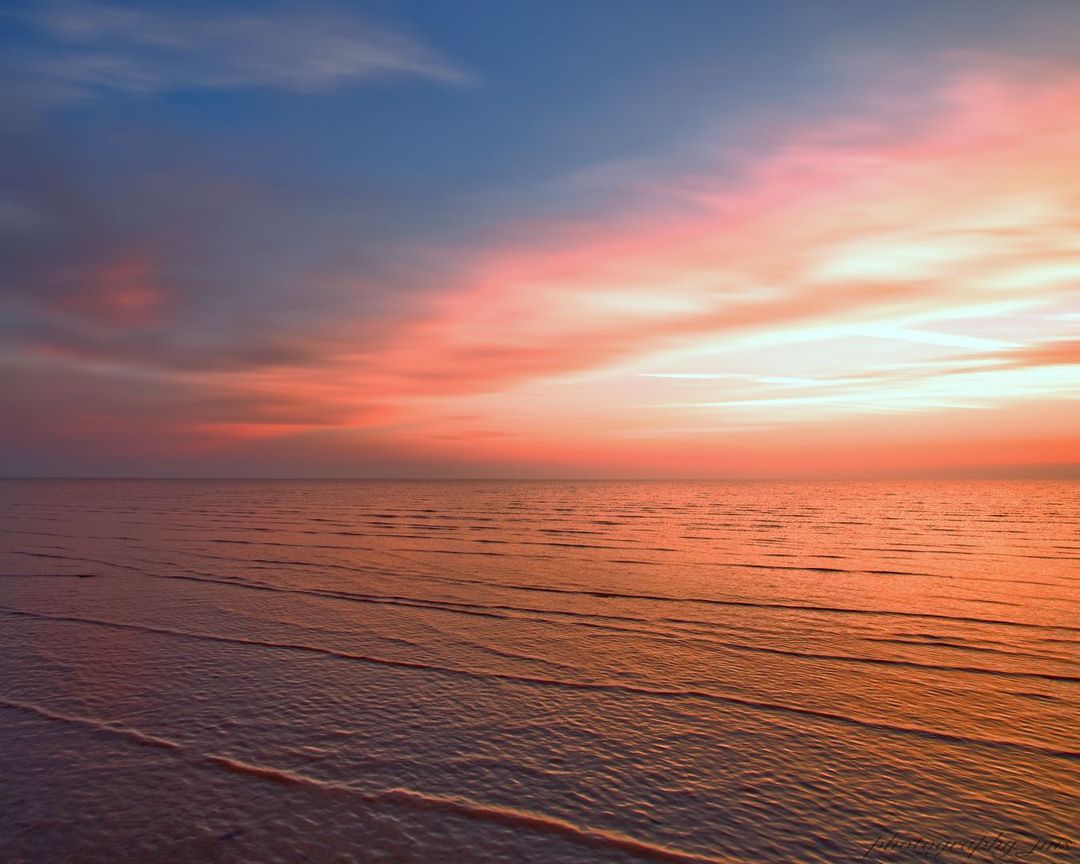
[202,65,1077,475]
[307,71,1074,414]
[21,64,1078,477]
[974,339,1080,370]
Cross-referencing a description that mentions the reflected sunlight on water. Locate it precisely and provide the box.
[0,480,1076,863]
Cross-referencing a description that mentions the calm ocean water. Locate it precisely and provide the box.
[0,479,1076,863]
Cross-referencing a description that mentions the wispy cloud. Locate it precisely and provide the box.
[15,0,468,102]
[3,59,1079,476]
[345,70,1080,407]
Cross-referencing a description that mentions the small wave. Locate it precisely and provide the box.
[378,787,729,864]
[691,640,1080,683]
[0,693,732,863]
[0,696,181,751]
[870,637,1074,664]
[378,576,1078,634]
[144,568,1053,679]
[205,754,315,787]
[3,606,1075,762]
[10,550,151,576]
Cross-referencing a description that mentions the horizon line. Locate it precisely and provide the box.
[2,472,1078,483]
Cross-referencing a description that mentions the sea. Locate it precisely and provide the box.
[0,479,1076,863]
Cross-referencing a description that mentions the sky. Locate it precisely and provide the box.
[2,0,1079,478]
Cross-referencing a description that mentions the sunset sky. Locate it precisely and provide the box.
[2,0,1079,478]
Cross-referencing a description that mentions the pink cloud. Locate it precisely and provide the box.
[337,69,1080,409]
[17,63,1079,476]
[51,249,167,328]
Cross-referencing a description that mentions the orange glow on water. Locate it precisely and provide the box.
[2,479,1076,858]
